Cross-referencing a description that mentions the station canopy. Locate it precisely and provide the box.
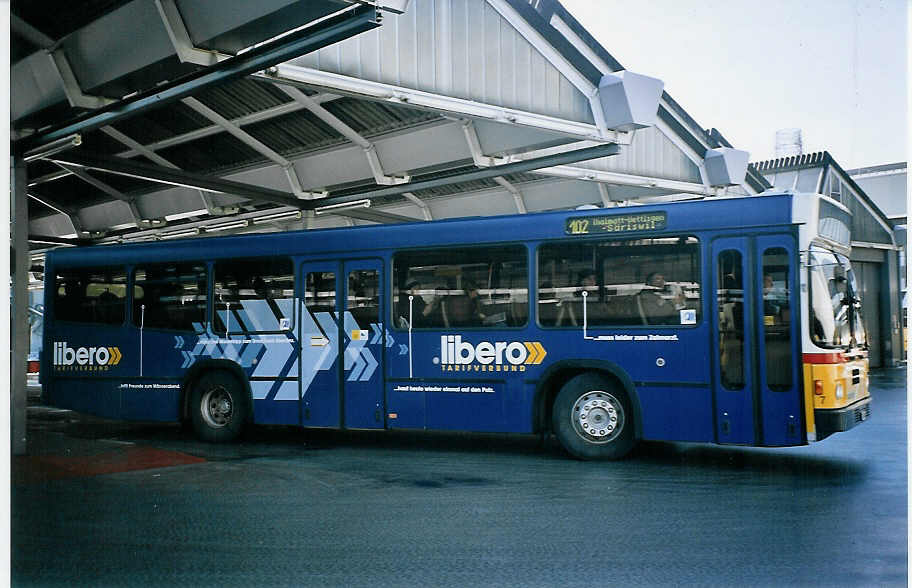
[12,0,769,250]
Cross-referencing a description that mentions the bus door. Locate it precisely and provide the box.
[755,236,802,446]
[341,260,385,429]
[711,238,757,444]
[299,262,341,427]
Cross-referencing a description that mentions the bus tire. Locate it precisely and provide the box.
[552,373,635,460]
[190,371,248,443]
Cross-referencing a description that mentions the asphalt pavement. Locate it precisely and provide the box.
[12,368,907,587]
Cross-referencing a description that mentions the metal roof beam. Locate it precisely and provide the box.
[486,0,610,137]
[11,14,56,50]
[51,163,147,227]
[28,235,84,247]
[403,192,433,221]
[182,97,291,167]
[179,96,326,199]
[155,0,230,66]
[49,49,118,109]
[115,96,340,157]
[260,64,615,143]
[493,177,527,214]
[529,165,708,196]
[276,84,411,185]
[28,96,341,188]
[323,208,418,224]
[304,142,620,210]
[99,126,234,217]
[44,152,304,209]
[16,4,380,152]
[27,193,86,236]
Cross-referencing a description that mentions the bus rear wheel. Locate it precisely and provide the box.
[552,373,635,460]
[190,371,248,443]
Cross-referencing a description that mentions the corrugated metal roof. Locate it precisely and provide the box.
[753,151,894,245]
[157,134,267,175]
[193,79,295,121]
[753,152,828,173]
[323,98,440,136]
[111,102,211,146]
[245,110,345,155]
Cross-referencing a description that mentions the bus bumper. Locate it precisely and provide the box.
[814,397,871,441]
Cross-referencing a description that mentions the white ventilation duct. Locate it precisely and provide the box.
[704,147,749,187]
[775,128,803,157]
[597,70,664,132]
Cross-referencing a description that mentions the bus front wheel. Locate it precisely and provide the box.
[552,373,635,460]
[190,371,248,443]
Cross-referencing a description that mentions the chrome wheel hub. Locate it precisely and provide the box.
[201,387,233,428]
[571,391,624,444]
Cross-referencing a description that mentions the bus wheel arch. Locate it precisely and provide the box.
[182,361,253,442]
[535,361,642,450]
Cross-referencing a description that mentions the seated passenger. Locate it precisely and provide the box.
[398,280,439,327]
[637,272,685,325]
[576,270,598,298]
[447,281,486,327]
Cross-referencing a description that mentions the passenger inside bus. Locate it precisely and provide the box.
[446,280,487,327]
[556,270,597,326]
[763,273,790,324]
[637,272,685,325]
[56,281,83,321]
[398,280,439,328]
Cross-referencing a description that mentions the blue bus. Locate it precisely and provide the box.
[41,192,870,459]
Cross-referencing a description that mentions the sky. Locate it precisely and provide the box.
[560,0,907,170]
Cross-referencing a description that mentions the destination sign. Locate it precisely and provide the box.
[566,212,667,235]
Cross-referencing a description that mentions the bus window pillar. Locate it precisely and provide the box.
[12,156,29,455]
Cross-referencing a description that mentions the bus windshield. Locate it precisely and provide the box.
[808,249,865,349]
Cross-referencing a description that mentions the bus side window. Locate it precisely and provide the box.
[133,262,207,332]
[348,269,379,326]
[537,237,701,328]
[305,272,336,314]
[393,246,527,329]
[717,250,744,390]
[213,257,294,334]
[54,267,127,325]
[763,248,792,391]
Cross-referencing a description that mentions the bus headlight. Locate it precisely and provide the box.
[835,382,845,400]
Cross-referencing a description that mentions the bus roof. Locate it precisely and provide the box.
[48,193,797,267]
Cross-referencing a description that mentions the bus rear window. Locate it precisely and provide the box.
[54,266,127,325]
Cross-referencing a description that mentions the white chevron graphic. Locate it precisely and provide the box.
[343,312,367,380]
[299,306,337,394]
[370,323,383,344]
[314,312,339,371]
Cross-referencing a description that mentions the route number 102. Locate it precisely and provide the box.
[567,219,590,235]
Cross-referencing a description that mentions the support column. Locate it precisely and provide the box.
[11,156,29,455]
[883,249,902,366]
